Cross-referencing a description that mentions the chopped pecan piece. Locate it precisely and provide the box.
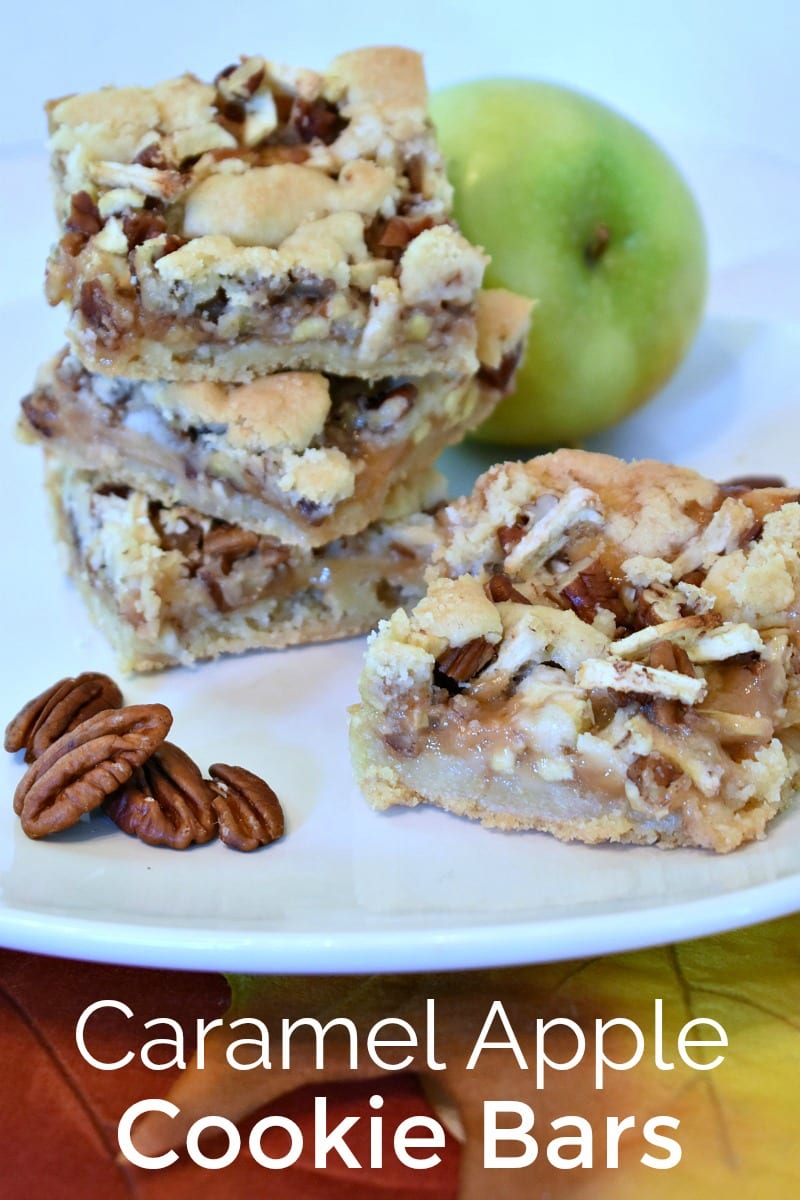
[477,346,523,393]
[61,190,104,256]
[133,143,170,169]
[627,753,682,790]
[368,214,435,259]
[14,704,172,838]
[123,209,168,248]
[201,525,261,575]
[497,518,529,556]
[195,286,228,322]
[646,640,695,728]
[5,672,123,763]
[208,763,284,852]
[383,730,420,758]
[561,561,626,625]
[20,390,59,438]
[256,144,310,165]
[405,153,425,194]
[79,280,120,343]
[197,569,233,613]
[682,498,716,528]
[343,379,418,432]
[589,689,625,730]
[738,518,764,548]
[287,275,337,301]
[104,741,217,849]
[65,191,103,246]
[435,637,498,691]
[486,573,532,605]
[292,97,347,144]
[631,584,670,630]
[152,233,187,259]
[648,640,696,676]
[214,61,266,122]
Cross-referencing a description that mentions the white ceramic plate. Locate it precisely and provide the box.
[1,142,800,973]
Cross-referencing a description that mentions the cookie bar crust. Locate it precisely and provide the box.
[20,291,531,548]
[44,47,487,381]
[47,461,443,673]
[351,450,800,853]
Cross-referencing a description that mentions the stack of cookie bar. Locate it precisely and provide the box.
[20,47,531,671]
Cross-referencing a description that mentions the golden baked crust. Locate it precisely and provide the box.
[44,47,488,381]
[46,460,443,672]
[20,289,531,548]
[350,450,800,853]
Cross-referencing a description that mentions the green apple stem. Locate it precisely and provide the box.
[584,223,611,266]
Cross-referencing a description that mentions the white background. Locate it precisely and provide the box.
[0,0,797,160]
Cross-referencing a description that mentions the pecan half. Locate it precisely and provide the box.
[561,561,626,625]
[5,672,123,763]
[435,637,498,691]
[208,763,284,852]
[14,704,172,838]
[104,741,217,849]
[486,573,532,605]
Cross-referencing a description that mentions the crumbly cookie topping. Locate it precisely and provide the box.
[45,48,489,381]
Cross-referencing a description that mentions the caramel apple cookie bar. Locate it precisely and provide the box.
[44,47,488,381]
[351,450,800,853]
[20,290,531,549]
[47,460,443,672]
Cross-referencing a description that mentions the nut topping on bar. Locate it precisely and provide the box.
[435,637,498,690]
[43,47,491,381]
[351,450,800,853]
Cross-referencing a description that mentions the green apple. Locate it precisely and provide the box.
[430,80,708,445]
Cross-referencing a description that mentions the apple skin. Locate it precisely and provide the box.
[430,80,708,445]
